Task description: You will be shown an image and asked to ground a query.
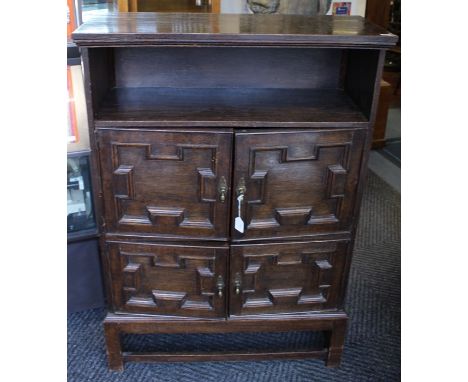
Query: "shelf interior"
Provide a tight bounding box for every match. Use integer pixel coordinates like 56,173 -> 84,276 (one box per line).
95,87 -> 367,126
87,47 -> 380,127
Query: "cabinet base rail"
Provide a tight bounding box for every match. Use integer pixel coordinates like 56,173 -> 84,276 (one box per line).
104,312 -> 347,371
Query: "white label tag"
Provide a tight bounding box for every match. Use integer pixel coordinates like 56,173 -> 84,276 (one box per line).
235,216 -> 244,233
235,194 -> 245,233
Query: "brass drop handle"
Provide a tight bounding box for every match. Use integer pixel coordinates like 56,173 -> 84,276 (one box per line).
218,176 -> 227,203
234,273 -> 242,295
237,177 -> 246,197
216,275 -> 225,298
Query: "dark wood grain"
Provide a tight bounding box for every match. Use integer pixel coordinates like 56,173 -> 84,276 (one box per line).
85,48 -> 115,115
105,310 -> 348,329
230,239 -> 350,315
85,45 -> 374,128
372,80 -> 392,149
72,13 -> 398,48
103,311 -> 347,370
77,12 -> 396,371
104,324 -> 124,371
324,319 -> 347,367
80,48 -> 116,312
113,47 -> 343,89
345,49 -> 381,119
95,87 -> 368,127
122,349 -> 328,363
338,49 -> 387,312
365,0 -> 392,29
107,241 -> 228,318
97,128 -> 232,238
136,0 -> 212,13
102,229 -> 352,245
231,129 -> 366,240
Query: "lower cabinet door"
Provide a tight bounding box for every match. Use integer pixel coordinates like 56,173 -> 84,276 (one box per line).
230,240 -> 350,315
107,241 -> 228,318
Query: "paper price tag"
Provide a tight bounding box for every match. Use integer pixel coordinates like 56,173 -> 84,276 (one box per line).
235,216 -> 244,233
235,194 -> 245,233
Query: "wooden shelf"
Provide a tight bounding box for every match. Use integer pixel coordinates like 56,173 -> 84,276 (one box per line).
95,87 -> 368,128
73,13 -> 398,48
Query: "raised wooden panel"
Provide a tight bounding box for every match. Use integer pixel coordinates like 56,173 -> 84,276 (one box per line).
98,129 -> 232,238
108,242 -> 228,317
230,240 -> 349,315
232,129 -> 366,239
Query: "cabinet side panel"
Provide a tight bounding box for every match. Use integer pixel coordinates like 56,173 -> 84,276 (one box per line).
339,49 -> 387,307
344,49 -> 380,120
81,48 -> 114,309
86,48 -> 115,114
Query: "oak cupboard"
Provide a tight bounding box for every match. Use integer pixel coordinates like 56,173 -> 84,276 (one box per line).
73,13 -> 397,371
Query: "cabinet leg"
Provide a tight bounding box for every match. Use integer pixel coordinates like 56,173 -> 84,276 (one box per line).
104,323 -> 124,371
325,320 -> 346,367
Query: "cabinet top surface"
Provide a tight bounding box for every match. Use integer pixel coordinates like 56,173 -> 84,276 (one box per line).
72,13 -> 397,48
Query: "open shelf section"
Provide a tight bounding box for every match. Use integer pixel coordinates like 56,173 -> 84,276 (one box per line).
83,42 -> 383,129
94,87 -> 368,128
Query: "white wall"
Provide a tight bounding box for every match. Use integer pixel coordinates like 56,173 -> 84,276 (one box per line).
221,0 -> 249,13
354,0 -> 367,16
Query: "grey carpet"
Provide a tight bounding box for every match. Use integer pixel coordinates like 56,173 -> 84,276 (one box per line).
378,138 -> 401,168
67,170 -> 401,381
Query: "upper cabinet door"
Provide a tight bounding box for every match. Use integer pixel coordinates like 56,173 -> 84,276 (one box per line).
98,129 -> 232,239
232,129 -> 366,240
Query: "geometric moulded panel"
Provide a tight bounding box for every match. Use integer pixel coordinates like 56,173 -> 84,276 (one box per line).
230,240 -> 349,315
233,129 -> 365,239
98,129 -> 232,238
109,242 -> 228,318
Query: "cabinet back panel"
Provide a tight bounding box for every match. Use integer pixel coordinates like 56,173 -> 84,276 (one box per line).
113,47 -> 342,89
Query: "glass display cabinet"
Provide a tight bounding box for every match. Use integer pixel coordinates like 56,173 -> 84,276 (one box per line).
67,153 -> 96,235
67,13 -> 105,311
